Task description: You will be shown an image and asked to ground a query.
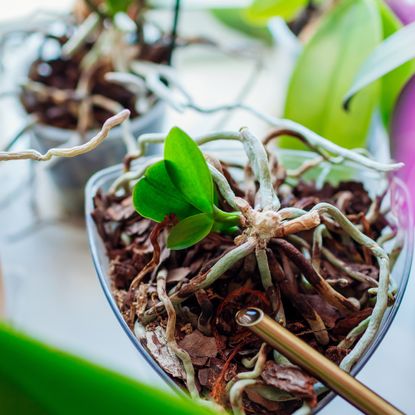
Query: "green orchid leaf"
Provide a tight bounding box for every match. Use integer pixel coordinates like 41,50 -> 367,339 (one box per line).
167,213 -> 213,250
0,324 -> 217,415
376,1 -> 415,126
344,17 -> 415,115
106,0 -> 133,16
133,160 -> 198,223
210,8 -> 273,44
281,0 -> 382,150
164,127 -> 214,214
247,0 -> 308,22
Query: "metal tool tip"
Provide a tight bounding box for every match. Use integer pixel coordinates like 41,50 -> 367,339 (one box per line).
235,307 -> 263,326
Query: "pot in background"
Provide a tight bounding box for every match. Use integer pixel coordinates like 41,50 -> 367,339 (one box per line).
85,148 -> 414,412
31,100 -> 165,216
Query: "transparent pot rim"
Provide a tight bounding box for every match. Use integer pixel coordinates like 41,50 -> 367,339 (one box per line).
85,148 -> 414,411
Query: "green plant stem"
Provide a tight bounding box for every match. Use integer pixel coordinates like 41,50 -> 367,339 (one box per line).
213,206 -> 241,225
168,0 -> 181,64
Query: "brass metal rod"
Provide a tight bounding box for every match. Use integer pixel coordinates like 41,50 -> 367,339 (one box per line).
235,307 -> 403,415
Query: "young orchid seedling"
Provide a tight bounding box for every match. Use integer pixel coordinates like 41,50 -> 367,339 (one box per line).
133,127 -> 241,250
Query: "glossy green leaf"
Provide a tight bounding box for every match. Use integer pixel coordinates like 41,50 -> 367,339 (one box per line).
210,8 -> 273,44
344,18 -> 415,116
165,127 -> 214,214
133,160 -> 198,223
281,0 -> 382,150
247,0 -> 308,22
106,0 -> 133,16
0,323 -> 217,415
376,1 -> 415,126
167,213 -> 213,250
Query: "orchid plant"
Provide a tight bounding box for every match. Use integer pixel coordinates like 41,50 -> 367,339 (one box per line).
0,0 -> 179,150
112,108 -> 404,413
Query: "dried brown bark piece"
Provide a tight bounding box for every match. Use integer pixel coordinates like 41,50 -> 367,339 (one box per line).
332,308 -> 373,336
198,357 -> 237,389
325,346 -> 351,365
261,361 -> 316,402
140,326 -> 186,380
178,330 -> 218,363
106,196 -> 136,221
303,294 -> 341,328
245,386 -> 284,411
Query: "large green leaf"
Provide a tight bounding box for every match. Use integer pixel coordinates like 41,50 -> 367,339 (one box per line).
247,0 -> 308,22
344,20 -> 415,115
164,127 -> 214,214
210,8 -> 273,44
133,160 -> 198,223
281,0 -> 382,150
376,1 -> 415,127
0,323 -> 217,415
167,213 -> 214,250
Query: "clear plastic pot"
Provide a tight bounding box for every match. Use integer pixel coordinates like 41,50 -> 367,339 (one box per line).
85,148 -> 414,411
31,100 -> 165,215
